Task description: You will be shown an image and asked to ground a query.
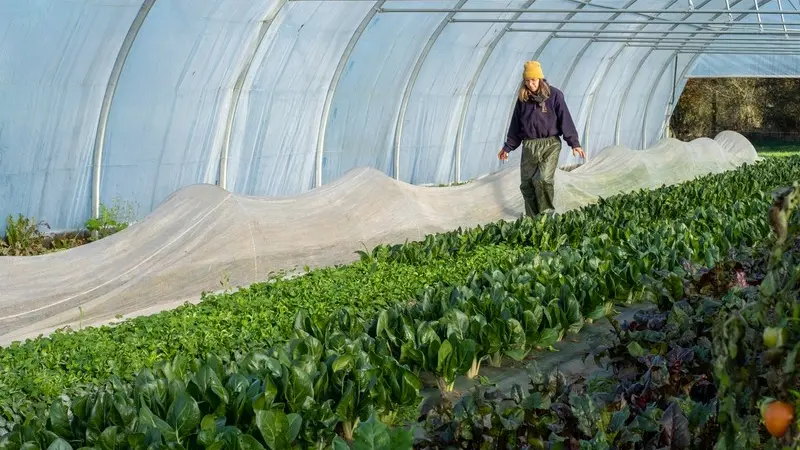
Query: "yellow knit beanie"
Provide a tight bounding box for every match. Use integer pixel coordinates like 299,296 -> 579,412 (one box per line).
523,60 -> 544,80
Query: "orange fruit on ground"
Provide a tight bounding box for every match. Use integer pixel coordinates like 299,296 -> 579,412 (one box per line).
763,400 -> 795,438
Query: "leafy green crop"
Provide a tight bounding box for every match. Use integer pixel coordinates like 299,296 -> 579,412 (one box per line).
1,157 -> 799,446
0,319 -> 420,449
357,191 -> 782,397
416,184 -> 800,449
0,245 -> 517,421
365,158 -> 799,266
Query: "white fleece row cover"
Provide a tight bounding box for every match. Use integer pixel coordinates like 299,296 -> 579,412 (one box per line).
0,130 -> 758,346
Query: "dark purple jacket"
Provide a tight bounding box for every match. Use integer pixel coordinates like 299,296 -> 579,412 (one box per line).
502,84 -> 581,152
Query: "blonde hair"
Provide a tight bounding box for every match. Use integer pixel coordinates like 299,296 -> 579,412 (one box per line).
518,79 -> 551,102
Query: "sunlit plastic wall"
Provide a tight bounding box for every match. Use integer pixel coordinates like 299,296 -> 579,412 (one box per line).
0,0 -> 142,234
690,54 -> 800,77
1,0 -> 798,234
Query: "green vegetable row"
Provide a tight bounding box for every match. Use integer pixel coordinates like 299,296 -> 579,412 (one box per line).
364,189 -> 776,393
0,157 -> 797,413
418,189 -> 800,450
1,158 -> 798,448
0,246 -> 521,419
3,159 -> 796,418
0,322 -> 419,449
364,159 -> 798,265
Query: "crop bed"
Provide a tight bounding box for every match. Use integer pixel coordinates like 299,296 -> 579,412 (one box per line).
416,184 -> 800,449
1,157 -> 799,449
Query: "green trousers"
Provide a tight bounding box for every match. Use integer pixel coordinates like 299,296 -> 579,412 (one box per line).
519,136 -> 561,217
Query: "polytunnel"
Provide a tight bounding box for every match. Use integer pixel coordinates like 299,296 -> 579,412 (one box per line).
1,0 -> 799,342
1,0 -> 799,233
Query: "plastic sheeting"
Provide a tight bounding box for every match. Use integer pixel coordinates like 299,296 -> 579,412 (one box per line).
688,1 -> 800,78
0,131 -> 758,345
321,1 -> 458,185
397,1 -> 522,185
0,0 -> 798,235
690,53 -> 800,77
0,0 -> 141,233
227,0 -> 374,196
101,0 -> 276,217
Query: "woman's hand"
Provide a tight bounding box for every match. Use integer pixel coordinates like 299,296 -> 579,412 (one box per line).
572,147 -> 585,159
498,149 -> 509,161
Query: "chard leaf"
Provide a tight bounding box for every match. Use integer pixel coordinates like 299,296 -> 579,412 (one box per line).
256,410 -> 288,450
352,414 -> 391,450
46,439 -> 73,450
237,434 -> 266,450
166,392 -> 201,439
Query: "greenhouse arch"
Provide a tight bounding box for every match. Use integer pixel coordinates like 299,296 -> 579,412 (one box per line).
5,3 -> 800,446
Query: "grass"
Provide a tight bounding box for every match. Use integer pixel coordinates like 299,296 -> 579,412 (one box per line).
752,139 -> 800,158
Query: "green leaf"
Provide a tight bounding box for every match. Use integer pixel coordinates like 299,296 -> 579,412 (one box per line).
582,430 -> 611,450
498,407 -> 525,431
206,354 -> 227,381
388,427 -> 413,449
352,414 -> 391,450
627,341 -> 647,358
256,410 -> 289,450
240,351 -> 282,378
504,319 -> 528,359
46,439 -> 73,450
257,377 -> 279,411
399,341 -> 424,367
784,341 -> 799,375
759,272 -> 777,297
332,354 -> 354,373
436,339 -> 454,373
47,401 -> 72,439
332,436 -> 351,450
137,404 -> 177,443
86,391 -> 109,444
586,302 -> 614,320
638,330 -> 666,343
159,354 -> 188,383
198,414 -> 221,447
535,326 -> 561,348
97,426 -> 118,450
191,364 -> 229,406
126,431 -> 148,449
286,366 -> 314,412
521,392 -> 551,411
111,393 -> 136,429
335,381 -> 357,421
226,373 -> 251,395
166,392 -> 201,439
668,305 -> 691,331
570,394 -> 599,437
417,322 -> 440,346
376,310 -> 396,344
687,401 -> 715,429
608,407 -> 630,433
286,414 -> 302,443
236,434 -> 266,450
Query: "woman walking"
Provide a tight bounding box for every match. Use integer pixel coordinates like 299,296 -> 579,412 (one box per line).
498,60 -> 584,217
